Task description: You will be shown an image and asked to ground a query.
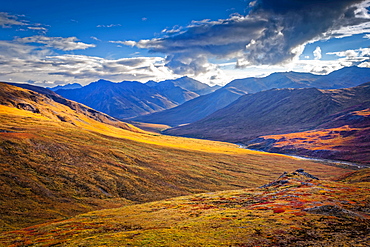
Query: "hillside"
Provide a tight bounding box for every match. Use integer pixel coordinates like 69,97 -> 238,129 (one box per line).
246,107 -> 370,164
1,169 -> 368,246
0,82 -> 346,231
56,79 -> 178,119
165,82 -> 370,162
133,87 -> 246,126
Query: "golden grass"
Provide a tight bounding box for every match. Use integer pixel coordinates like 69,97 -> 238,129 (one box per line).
0,83 -> 352,232
1,171 -> 369,246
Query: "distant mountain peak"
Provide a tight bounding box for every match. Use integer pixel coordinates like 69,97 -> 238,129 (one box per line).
49,83 -> 82,91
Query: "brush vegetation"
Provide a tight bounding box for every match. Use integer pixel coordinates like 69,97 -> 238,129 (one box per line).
1,169 -> 369,246
0,83 -> 350,232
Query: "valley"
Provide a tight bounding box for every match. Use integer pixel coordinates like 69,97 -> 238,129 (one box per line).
0,82 -> 348,234
1,67 -> 370,246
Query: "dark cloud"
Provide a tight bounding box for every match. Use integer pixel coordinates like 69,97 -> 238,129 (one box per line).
127,0 -> 370,74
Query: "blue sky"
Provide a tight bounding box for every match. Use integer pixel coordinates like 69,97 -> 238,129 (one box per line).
1,0 -> 370,86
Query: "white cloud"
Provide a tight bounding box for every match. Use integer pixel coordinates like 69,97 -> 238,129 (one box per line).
97,24 -> 122,28
0,12 -> 26,28
313,47 -> 322,60
0,12 -> 48,33
15,36 -> 95,51
364,33 -> 370,39
122,0 -> 370,77
109,40 -> 137,47
90,36 -> 101,41
0,39 -> 177,86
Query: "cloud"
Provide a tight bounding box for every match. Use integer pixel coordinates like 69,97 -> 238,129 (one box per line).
0,12 -> 48,33
0,12 -> 26,28
15,36 -> 96,51
0,39 -> 177,86
109,40 -> 137,47
123,0 -> 370,76
364,33 -> 370,38
313,46 -> 322,60
90,36 -> 101,41
97,24 -> 122,28
327,47 -> 370,64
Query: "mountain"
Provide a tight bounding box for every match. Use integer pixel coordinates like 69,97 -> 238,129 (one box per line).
133,87 -> 246,126
225,66 -> 370,93
48,83 -> 82,91
165,82 -> 370,149
2,168 -> 368,246
147,76 -> 220,95
311,66 -> 370,89
1,82 -> 338,231
134,66 -> 370,127
245,106 -> 370,164
225,71 -> 320,93
145,76 -> 220,105
55,79 -> 179,119
6,82 -> 135,130
145,79 -> 199,105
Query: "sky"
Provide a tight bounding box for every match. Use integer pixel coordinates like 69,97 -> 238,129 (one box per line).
1,0 -> 370,87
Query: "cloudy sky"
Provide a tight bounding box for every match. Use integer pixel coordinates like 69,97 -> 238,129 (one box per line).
1,0 -> 370,86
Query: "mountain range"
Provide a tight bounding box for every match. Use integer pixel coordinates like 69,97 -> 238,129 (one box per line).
165,82 -> 370,163
55,77 -> 217,119
134,66 -> 370,127
48,83 -> 82,91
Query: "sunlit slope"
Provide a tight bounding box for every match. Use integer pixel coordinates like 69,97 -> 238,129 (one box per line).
0,83 -> 349,231
246,108 -> 370,164
1,169 -> 369,246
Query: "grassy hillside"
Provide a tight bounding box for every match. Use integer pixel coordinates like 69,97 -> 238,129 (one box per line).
1,169 -> 368,246
0,83 -> 349,232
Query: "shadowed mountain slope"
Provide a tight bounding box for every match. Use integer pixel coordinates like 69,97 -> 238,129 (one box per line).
56,79 -> 178,119
48,83 -> 82,91
147,76 -> 220,95
132,87 -> 246,126
134,67 -> 370,127
1,82 -> 344,231
165,82 -> 370,146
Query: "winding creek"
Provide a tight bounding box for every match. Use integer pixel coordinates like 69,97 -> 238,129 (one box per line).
238,145 -> 369,170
